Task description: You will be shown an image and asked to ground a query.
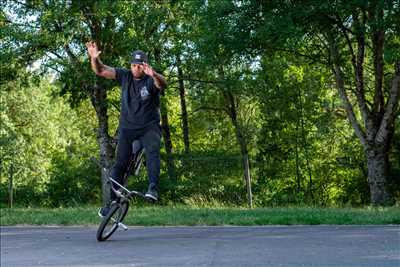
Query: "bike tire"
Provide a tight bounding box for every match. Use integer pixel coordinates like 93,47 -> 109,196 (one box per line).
96,201 -> 129,242
118,201 -> 129,224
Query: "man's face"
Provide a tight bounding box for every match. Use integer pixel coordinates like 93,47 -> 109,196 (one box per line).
131,63 -> 144,78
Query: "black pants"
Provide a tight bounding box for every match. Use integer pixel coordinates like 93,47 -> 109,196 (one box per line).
110,124 -> 161,200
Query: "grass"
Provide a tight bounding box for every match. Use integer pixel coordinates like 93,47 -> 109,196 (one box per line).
1,205 -> 400,226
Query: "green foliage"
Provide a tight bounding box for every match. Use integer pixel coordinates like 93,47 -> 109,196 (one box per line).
252,54 -> 371,206
2,0 -> 399,208
0,76 -> 99,207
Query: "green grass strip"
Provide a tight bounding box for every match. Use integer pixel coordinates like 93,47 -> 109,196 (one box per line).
1,206 -> 399,226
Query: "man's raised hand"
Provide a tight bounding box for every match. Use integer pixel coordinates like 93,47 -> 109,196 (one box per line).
86,41 -> 101,59
143,63 -> 155,77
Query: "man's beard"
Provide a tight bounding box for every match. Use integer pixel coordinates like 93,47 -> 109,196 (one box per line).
133,71 -> 144,79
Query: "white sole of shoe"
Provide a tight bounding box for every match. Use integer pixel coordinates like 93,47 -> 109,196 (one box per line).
145,193 -> 158,201
97,209 -> 104,218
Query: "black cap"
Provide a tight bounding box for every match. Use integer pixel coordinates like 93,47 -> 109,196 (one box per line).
130,50 -> 148,64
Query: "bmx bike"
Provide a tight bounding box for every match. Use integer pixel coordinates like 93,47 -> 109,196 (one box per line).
96,139 -> 152,242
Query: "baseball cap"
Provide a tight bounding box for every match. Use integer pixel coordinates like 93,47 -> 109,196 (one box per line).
130,50 -> 148,64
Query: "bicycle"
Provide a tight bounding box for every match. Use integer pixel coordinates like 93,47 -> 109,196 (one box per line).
96,139 -> 152,242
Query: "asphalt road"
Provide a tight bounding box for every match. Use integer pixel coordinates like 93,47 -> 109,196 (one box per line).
1,225 -> 399,267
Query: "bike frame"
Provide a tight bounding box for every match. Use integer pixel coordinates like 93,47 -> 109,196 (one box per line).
108,176 -> 145,201
107,139 -> 146,202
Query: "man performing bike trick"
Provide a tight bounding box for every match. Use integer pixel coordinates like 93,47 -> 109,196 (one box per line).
86,41 -> 167,216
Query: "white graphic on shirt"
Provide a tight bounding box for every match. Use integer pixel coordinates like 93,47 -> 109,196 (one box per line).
140,86 -> 149,99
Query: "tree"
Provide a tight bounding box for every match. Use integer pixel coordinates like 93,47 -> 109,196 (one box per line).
222,0 -> 400,205
3,0 -> 180,204
0,75 -> 99,207
176,0 -> 262,207
300,0 -> 400,204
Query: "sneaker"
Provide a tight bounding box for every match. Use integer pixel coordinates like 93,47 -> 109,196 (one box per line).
98,206 -> 111,217
97,200 -> 115,217
145,183 -> 158,201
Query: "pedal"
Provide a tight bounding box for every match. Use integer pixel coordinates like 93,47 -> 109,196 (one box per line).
118,222 -> 128,231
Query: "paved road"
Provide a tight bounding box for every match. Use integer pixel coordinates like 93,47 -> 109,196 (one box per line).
1,225 -> 399,267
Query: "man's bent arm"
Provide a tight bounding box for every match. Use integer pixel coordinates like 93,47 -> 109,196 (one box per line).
90,56 -> 116,80
152,71 -> 167,90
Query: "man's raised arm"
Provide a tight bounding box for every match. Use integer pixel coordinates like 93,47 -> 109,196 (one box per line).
86,41 -> 116,80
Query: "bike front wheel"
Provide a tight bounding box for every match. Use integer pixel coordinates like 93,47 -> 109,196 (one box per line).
96,201 -> 129,242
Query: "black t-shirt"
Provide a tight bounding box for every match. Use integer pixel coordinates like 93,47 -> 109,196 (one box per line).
115,68 -> 161,130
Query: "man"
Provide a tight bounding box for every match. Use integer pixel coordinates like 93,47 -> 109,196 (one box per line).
86,41 -> 167,215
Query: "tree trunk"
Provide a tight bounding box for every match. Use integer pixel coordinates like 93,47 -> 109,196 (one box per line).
243,153 -> 253,209
328,29 -> 400,205
295,127 -> 301,194
365,146 -> 390,204
177,56 -> 190,153
223,90 -> 253,208
153,48 -> 176,181
90,84 -> 115,206
233,121 -> 253,208
235,126 -> 253,209
296,82 -> 312,199
160,99 -> 176,181
217,65 -> 253,208
8,163 -> 14,208
82,9 -> 116,206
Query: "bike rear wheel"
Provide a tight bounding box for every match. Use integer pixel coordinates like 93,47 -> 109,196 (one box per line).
96,201 -> 129,242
